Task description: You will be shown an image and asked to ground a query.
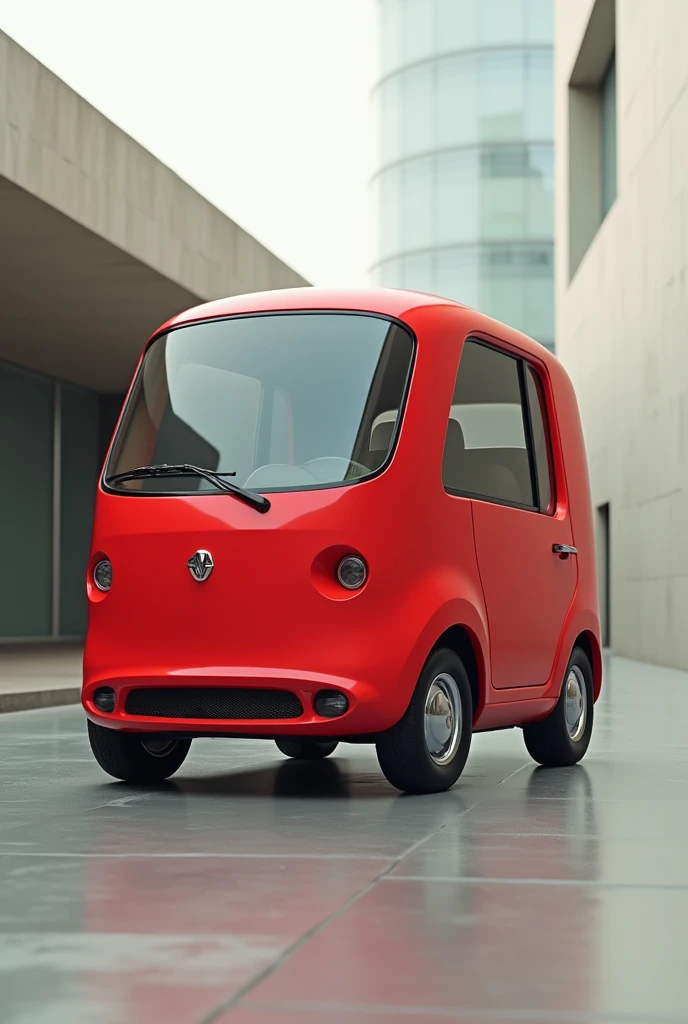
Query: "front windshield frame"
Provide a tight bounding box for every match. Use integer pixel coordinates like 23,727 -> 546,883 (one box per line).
101,309 -> 417,498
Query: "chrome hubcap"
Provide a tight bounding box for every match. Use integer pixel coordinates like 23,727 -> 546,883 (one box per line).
424,673 -> 462,766
564,666 -> 587,742
141,738 -> 177,758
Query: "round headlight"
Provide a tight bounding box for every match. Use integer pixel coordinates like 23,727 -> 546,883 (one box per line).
93,559 -> 112,592
336,555 -> 367,591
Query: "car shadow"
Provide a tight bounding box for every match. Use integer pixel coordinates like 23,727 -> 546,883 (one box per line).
99,754 -> 482,815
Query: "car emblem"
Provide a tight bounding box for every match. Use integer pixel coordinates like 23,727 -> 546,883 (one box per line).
187,550 -> 214,582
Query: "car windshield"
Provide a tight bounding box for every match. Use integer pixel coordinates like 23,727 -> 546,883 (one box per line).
105,312 -> 415,494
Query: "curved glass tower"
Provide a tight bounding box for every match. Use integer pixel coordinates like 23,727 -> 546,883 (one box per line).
372,0 -> 554,350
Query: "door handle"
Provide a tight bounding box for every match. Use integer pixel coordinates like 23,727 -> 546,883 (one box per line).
553,544 -> 577,558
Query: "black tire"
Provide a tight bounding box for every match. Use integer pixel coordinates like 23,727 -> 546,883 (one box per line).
87,721 -> 191,783
523,646 -> 594,767
376,648 -> 473,794
275,737 -> 339,759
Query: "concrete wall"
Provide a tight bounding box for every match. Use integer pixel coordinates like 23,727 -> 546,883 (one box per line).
555,0 -> 688,666
0,30 -> 308,300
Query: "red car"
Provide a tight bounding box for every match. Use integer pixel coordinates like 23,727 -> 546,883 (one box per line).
83,288 -> 601,794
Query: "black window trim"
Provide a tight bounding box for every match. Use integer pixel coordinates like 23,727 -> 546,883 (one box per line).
100,309 -> 417,499
524,361 -> 557,515
518,358 -> 541,511
442,335 -> 554,515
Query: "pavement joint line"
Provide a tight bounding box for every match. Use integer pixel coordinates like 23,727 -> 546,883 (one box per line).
195,856 -> 401,1024
239,1001 -> 688,1022
196,761 -> 538,1023
197,813 -> 476,1022
0,851 -> 394,860
384,875 -> 688,890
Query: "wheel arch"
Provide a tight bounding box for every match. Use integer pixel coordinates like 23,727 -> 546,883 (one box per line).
430,624 -> 485,722
573,629 -> 603,701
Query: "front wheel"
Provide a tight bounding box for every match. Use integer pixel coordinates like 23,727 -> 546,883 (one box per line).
275,738 -> 339,760
523,646 -> 594,767
376,648 -> 473,794
87,721 -> 191,783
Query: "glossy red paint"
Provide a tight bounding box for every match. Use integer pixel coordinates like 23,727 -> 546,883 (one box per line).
82,287 -> 601,739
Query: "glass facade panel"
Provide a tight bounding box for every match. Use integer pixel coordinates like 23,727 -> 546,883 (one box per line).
478,0 -> 525,49
59,385 -> 100,637
382,0 -> 554,62
378,143 -> 552,258
374,0 -> 554,350
435,0 -> 478,52
401,252 -> 435,293
380,165 -> 402,258
523,249 -> 554,346
401,63 -> 434,157
480,169 -> 526,239
383,48 -> 553,163
401,157 -> 434,251
379,258 -> 404,287
0,364 -> 53,638
380,0 -> 402,74
525,0 -> 554,43
400,0 -> 435,65
524,50 -> 554,138
478,50 -> 527,142
380,76 -> 403,165
436,55 -> 477,150
435,150 -> 479,246
524,144 -> 554,236
434,248 -> 480,308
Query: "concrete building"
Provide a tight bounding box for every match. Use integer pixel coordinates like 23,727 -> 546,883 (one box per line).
372,0 -> 555,350
555,0 -> 688,666
0,30 -> 308,644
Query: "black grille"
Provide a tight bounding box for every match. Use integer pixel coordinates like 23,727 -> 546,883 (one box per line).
124,687 -> 303,720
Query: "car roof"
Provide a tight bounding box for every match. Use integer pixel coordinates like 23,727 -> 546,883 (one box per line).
158,287 -> 463,333
154,286 -> 555,367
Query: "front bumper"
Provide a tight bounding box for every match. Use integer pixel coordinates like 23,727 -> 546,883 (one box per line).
81,667 -> 400,737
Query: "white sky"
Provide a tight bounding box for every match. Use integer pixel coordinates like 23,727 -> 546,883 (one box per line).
0,0 -> 379,286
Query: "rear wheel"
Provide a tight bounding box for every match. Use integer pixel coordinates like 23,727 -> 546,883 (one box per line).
376,648 -> 472,794
275,738 -> 339,760
87,721 -> 191,783
523,646 -> 594,766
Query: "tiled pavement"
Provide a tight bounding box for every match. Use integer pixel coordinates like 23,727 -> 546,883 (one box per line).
1,654 -> 687,1023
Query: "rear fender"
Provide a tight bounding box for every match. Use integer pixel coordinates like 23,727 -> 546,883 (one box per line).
541,602 -> 603,707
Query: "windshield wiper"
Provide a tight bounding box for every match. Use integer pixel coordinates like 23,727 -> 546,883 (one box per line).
105,463 -> 270,513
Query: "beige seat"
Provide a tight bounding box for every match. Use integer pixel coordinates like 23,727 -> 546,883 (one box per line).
443,417 -> 526,504
442,418 -> 470,491
370,419 -> 394,452
472,461 -> 524,505
368,419 -> 395,472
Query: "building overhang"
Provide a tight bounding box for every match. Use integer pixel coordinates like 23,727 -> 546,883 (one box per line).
0,30 -> 308,393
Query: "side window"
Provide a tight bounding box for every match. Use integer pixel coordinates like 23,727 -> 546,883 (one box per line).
525,365 -> 554,513
442,340 -> 535,508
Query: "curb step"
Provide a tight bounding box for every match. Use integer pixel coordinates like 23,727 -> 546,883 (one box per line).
0,688 -> 81,714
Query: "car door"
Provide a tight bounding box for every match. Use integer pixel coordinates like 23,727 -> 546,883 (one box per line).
445,339 -> 577,690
